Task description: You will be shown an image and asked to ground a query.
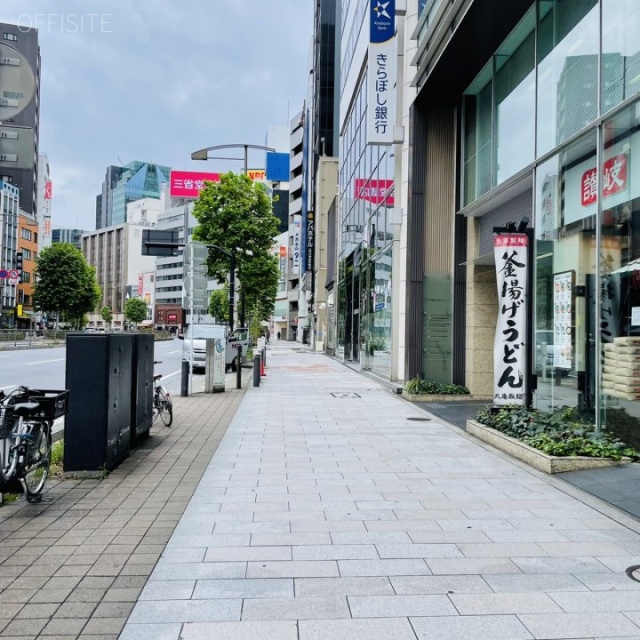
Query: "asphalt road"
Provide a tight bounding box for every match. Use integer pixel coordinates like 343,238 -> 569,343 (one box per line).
0,337 -> 247,397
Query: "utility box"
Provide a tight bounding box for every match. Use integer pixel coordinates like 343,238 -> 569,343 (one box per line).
132,333 -> 154,445
204,338 -> 225,393
64,333 -> 133,472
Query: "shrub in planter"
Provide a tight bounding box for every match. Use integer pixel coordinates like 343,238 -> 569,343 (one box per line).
405,377 -> 470,395
475,405 -> 639,460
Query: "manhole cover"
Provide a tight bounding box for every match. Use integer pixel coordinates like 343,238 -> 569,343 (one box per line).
407,417 -> 431,421
626,565 -> 640,582
331,392 -> 361,398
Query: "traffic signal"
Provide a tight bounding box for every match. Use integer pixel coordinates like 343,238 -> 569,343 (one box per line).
15,252 -> 23,282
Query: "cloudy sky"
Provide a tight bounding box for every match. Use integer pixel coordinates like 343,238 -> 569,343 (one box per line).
0,1 -> 314,230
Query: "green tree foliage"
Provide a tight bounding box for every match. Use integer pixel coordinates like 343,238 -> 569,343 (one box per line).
124,297 -> 148,326
192,172 -> 280,322
208,286 -> 229,324
33,243 -> 101,328
101,306 -> 113,326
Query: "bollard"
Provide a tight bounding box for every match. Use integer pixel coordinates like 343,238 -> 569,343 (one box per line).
236,346 -> 242,389
253,353 -> 261,387
181,360 -> 190,397
260,347 -> 266,377
263,344 -> 266,367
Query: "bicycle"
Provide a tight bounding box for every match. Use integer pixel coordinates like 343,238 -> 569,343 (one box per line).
0,386 -> 69,503
153,362 -> 173,427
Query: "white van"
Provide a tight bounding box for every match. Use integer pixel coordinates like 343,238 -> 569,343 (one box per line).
181,325 -> 251,372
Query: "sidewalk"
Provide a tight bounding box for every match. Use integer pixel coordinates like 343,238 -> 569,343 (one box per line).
2,344 -> 640,639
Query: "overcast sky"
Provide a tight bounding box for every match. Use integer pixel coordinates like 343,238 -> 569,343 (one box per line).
0,1 -> 314,230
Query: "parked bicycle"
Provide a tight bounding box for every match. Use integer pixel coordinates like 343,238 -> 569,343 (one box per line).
153,362 -> 173,427
0,386 -> 69,503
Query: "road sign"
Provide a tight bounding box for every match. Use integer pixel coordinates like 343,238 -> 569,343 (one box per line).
8,278 -> 18,285
8,269 -> 18,279
0,269 -> 7,278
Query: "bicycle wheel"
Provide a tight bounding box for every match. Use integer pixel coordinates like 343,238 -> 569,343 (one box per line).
22,422 -> 52,503
157,388 -> 173,427
0,437 -> 14,483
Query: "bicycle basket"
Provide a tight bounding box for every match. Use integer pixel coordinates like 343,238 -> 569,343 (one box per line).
0,405 -> 17,439
10,389 -> 70,421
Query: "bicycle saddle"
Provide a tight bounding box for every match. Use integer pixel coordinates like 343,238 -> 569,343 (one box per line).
12,402 -> 40,417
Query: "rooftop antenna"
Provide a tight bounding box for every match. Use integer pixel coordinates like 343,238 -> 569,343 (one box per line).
117,156 -> 123,165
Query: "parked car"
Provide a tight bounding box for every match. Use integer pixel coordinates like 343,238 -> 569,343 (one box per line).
180,325 -> 251,372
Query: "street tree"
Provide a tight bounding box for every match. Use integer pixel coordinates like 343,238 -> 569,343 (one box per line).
33,243 -> 101,328
101,306 -> 113,328
208,286 -> 229,325
124,297 -> 148,328
192,172 -> 280,324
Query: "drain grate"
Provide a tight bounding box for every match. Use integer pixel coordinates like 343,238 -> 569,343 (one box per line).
424,403 -> 447,409
331,392 -> 361,398
626,565 -> 640,582
407,417 -> 431,422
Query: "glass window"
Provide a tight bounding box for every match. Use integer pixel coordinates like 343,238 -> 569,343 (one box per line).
602,0 -> 640,114
534,132 -> 597,415
536,0 -> 599,156
599,102 -> 640,447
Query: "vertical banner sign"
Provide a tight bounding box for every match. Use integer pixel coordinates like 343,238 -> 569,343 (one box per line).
367,0 -> 396,145
292,215 -> 301,276
493,233 -> 528,405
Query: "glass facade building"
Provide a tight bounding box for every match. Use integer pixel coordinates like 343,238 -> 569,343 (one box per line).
419,0 -> 640,441
337,56 -> 396,377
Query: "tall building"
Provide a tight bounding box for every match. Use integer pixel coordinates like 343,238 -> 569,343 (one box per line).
0,23 -> 41,218
36,154 -> 52,250
95,161 -> 170,229
15,211 -> 38,328
0,181 -> 20,326
52,228 -> 84,249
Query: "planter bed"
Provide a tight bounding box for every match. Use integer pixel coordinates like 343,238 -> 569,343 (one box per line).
466,419 -> 633,474
403,391 -> 491,403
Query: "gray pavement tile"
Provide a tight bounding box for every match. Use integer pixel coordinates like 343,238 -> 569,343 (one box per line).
158,548 -> 206,563
151,561 -> 247,580
27,587 -> 73,604
101,587 -> 143,602
251,533 -> 332,546
549,591 -> 640,612
426,557 -> 521,575
518,612 -> 640,638
14,602 -> 59,619
247,560 -> 339,579
128,598 -> 242,623
138,580 -> 195,600
375,543 -> 462,559
331,532 -> 412,545
483,573 -> 590,592
92,601 -> 135,618
295,577 -> 394,597
349,594 -> 456,617
204,546 -> 292,562
119,623 -> 182,640
484,530 -> 569,543
292,545 -> 379,561
298,617 -> 418,640
192,578 -> 293,599
54,602 -> 97,618
167,534 -> 251,548
291,521 -> 367,533
456,542 -> 545,557
1,617 -> 48,636
65,588 -> 107,603
41,617 -> 87,635
409,614 -> 532,640
180,621 -> 298,640
80,616 -> 127,635
512,557 -> 613,574
537,541 -> 628,556
242,595 -> 350,620
575,573 -> 640,591
390,575 -> 493,594
0,603 -> 24,619
337,559 -> 431,577
450,592 -> 563,614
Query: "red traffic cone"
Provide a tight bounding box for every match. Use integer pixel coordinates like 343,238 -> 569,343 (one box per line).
260,350 -> 266,377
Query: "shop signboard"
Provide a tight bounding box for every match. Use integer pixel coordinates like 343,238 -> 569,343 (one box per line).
493,233 -> 528,406
292,215 -> 301,275
553,271 -> 574,369
367,0 -> 396,145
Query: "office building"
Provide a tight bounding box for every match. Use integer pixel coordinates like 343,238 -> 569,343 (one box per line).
95,161 -> 170,229
0,181 -> 20,326
52,228 -> 84,249
0,22 -> 41,218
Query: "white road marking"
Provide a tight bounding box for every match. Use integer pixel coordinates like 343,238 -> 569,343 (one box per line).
26,358 -> 65,365
168,349 -> 182,355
